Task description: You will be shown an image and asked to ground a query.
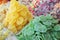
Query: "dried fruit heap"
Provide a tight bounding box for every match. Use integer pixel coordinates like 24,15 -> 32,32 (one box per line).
3,0 -> 33,34
16,14 -> 60,40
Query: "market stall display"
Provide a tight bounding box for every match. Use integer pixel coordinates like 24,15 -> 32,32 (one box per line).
0,0 -> 60,40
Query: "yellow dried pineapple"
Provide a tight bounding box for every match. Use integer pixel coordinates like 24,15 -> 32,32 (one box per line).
3,0 -> 33,34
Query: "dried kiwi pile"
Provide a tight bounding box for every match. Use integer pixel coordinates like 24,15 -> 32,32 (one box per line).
16,14 -> 60,40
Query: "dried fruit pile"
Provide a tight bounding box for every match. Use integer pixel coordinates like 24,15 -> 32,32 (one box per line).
3,0 -> 33,34
29,0 -> 60,16
19,0 -> 60,16
16,14 -> 60,40
0,0 -> 33,40
0,0 -> 60,40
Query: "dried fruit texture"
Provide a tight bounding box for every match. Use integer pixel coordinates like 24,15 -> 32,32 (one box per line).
3,0 -> 33,34
51,2 -> 60,21
31,0 -> 58,16
18,0 -> 60,16
20,0 -> 60,16
16,14 -> 60,40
